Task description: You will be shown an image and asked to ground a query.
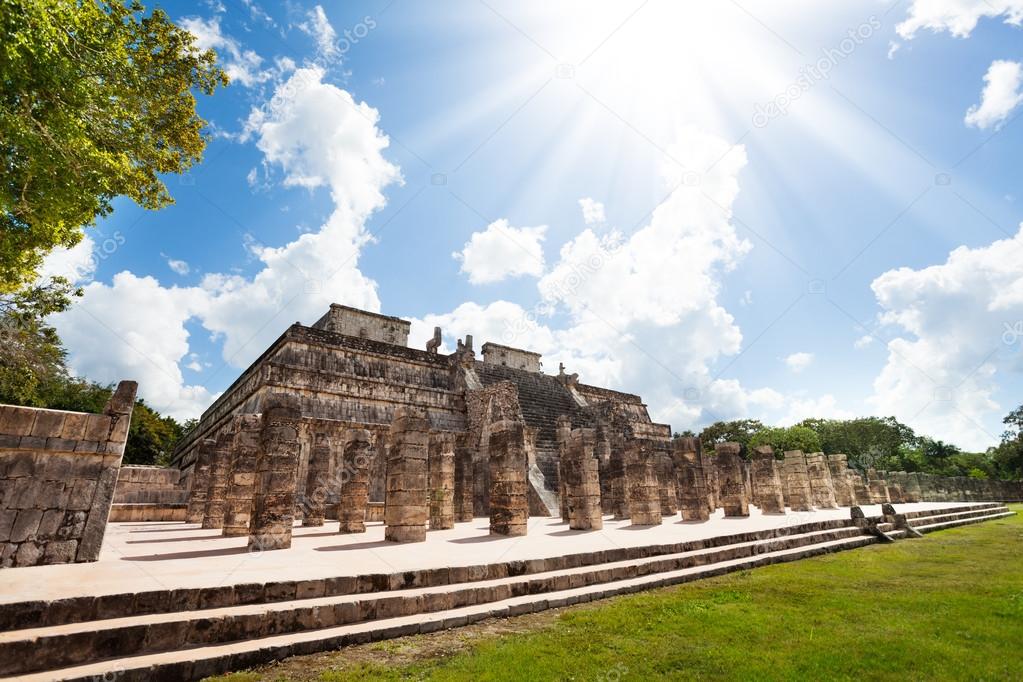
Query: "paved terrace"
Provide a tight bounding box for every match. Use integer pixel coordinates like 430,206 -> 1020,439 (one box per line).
0,502 -> 972,604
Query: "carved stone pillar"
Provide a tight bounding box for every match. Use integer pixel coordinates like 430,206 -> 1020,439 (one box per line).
302,432 -> 332,527
673,437 -> 709,522
625,439 -> 662,526
248,396 -> 302,551
429,432 -> 455,530
656,452 -> 677,516
608,440 -> 629,520
223,414 -> 261,537
564,427 -> 604,530
556,416 -> 571,522
715,443 -> 750,517
488,419 -> 528,536
750,445 -> 785,514
384,407 -> 430,543
453,436 -> 474,522
826,454 -> 855,507
338,428 -> 372,533
805,452 -> 838,509
186,438 -> 216,524
783,450 -> 813,512
202,429 -> 234,529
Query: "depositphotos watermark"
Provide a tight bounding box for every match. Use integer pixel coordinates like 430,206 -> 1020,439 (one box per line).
753,16 -> 881,128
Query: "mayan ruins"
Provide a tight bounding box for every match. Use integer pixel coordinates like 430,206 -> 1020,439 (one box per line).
1,304 -> 1021,680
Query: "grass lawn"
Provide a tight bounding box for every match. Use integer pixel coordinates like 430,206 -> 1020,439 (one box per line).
212,505 -> 1023,681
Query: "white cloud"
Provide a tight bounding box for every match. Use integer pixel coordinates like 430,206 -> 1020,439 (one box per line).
897,0 -> 1023,39
179,16 -> 270,87
38,234 -> 97,285
867,225 -> 1023,450
299,6 -> 339,61
166,258 -> 190,276
453,220 -> 547,284
52,69 -> 400,419
51,273 -> 217,419
854,334 -> 874,349
739,290 -> 753,306
784,352 -> 814,372
965,60 -> 1023,129
781,394 -> 853,425
578,197 -> 606,225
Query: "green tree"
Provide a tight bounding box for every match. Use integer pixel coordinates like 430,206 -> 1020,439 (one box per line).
699,419 -> 764,455
798,416 -> 917,471
992,404 -> 1023,479
748,425 -> 821,457
0,277 -> 77,404
0,0 -> 226,292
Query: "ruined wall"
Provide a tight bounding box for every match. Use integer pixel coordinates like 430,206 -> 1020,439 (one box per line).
481,343 -> 542,373
0,381 -> 137,567
113,466 -> 187,504
311,304 -> 411,346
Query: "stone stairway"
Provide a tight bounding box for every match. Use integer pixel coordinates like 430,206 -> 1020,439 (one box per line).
0,503 -> 1013,682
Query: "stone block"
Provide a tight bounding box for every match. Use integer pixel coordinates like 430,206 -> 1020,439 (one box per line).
11,509 -> 42,543
43,539 -> 78,563
30,410 -> 66,438
60,413 -> 89,440
14,540 -> 42,566
0,406 -> 36,437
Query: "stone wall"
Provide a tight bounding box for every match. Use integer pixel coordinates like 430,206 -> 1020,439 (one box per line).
0,381 -> 137,567
113,466 -> 187,504
311,304 -> 411,346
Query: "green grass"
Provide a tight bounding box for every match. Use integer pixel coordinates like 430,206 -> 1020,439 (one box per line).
212,505 -> 1023,681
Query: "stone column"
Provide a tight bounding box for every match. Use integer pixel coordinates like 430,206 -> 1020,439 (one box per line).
429,432 -> 455,530
657,452 -> 677,516
826,454 -> 855,507
783,450 -> 813,511
673,437 -> 710,522
904,472 -> 924,503
202,429 -> 234,529
608,441 -> 629,520
715,443 -> 750,517
563,428 -> 604,530
302,432 -> 332,527
247,395 -> 302,551
625,439 -> 662,526
556,416 -> 571,523
185,438 -> 216,524
805,452 -> 838,510
750,445 -> 785,514
223,414 -> 261,537
453,436 -> 474,522
851,471 -> 870,505
384,407 -> 430,543
706,460 -> 720,512
338,428 -> 372,533
866,468 -> 891,504
488,419 -> 528,536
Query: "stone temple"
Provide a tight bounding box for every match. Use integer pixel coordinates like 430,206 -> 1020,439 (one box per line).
170,304 -> 676,531
0,303 -> 1020,680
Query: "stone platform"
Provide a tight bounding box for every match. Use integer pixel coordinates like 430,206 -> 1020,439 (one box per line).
0,502 -> 969,605
0,502 -> 1013,681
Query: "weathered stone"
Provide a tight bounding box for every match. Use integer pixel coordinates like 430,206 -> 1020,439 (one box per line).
805,452 -> 838,510
866,468 -> 891,504
826,454 -> 856,507
715,443 -> 749,517
186,438 -> 216,524
561,427 -> 603,530
453,436 -> 474,523
750,445 -> 785,514
673,437 -> 710,521
783,450 -> 813,512
385,407 -> 430,543
429,433 -> 456,530
302,432 -> 332,527
338,429 -> 372,534
488,420 -> 528,536
248,396 -> 302,552
625,440 -> 661,526
223,415 -> 260,537
608,438 -> 629,520
656,452 -> 677,516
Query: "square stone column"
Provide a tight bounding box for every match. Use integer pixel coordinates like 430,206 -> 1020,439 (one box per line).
384,407 -> 430,543
247,396 -> 302,552
904,472 -> 924,503
750,445 -> 785,514
338,428 -> 372,534
453,436 -> 474,522
826,454 -> 855,507
715,443 -> 750,517
706,461 -> 720,512
223,414 -> 261,537
608,439 -> 629,520
625,439 -> 662,526
783,450 -> 814,511
488,419 -> 528,536
556,416 -> 571,523
186,438 -> 216,524
202,429 -> 234,529
866,468 -> 891,504
302,432 -> 332,527
805,452 -> 838,509
429,432 -> 456,530
563,428 -> 604,530
656,452 -> 677,516
673,437 -> 709,522
851,471 -> 870,505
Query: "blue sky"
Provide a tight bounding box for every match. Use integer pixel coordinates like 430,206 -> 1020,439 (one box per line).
43,0 -> 1023,450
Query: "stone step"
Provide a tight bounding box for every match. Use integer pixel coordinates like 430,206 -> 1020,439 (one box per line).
913,510 -> 1014,534
5,533 -> 880,682
901,502 -> 1002,521
906,506 -> 1011,528
0,516 -> 859,631
0,525 -> 866,676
